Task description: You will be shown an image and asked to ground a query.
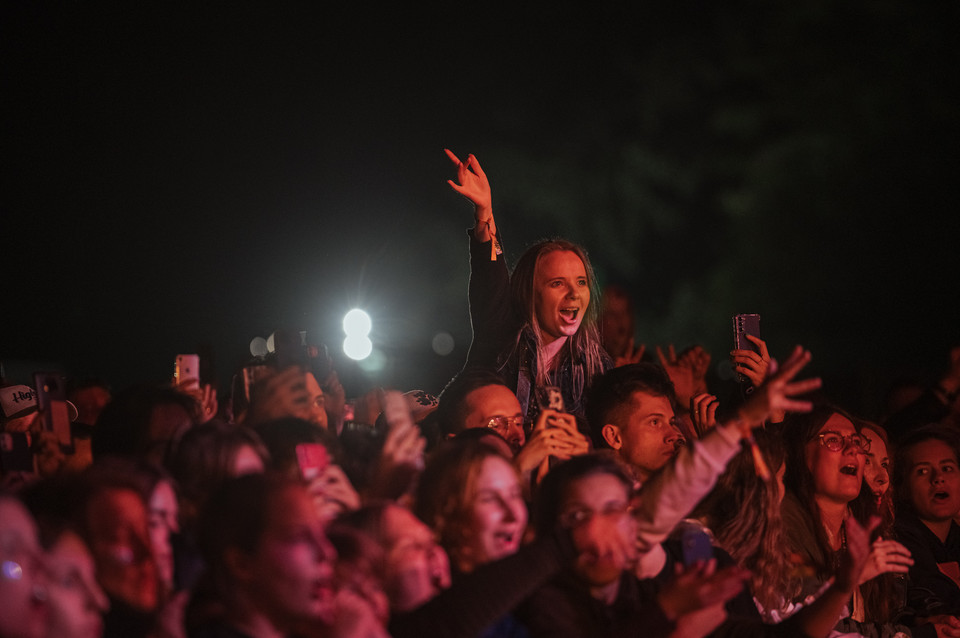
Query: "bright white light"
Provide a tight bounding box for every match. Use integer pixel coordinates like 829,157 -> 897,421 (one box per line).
343,335 -> 373,360
343,309 -> 372,337
432,332 -> 455,356
266,332 -> 276,353
249,337 -> 269,357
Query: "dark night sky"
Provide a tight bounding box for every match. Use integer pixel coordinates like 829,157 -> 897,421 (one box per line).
4,4 -> 959,416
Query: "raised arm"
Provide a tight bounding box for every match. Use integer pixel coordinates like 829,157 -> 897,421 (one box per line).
633,347 -> 821,553
446,149 -> 514,368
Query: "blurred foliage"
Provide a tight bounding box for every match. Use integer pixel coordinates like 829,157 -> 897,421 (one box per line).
481,1 -> 960,415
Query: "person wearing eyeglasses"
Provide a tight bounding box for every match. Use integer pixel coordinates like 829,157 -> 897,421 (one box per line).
779,405 -> 941,636
435,368 -> 590,488
518,453 -> 754,638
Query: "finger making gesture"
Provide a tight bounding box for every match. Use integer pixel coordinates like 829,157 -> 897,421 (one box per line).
445,149 -> 496,243
733,345 -> 821,433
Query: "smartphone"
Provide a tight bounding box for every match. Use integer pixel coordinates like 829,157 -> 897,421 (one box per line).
679,523 -> 714,566
0,432 -> 34,473
733,314 -> 762,384
33,372 -> 74,454
175,354 -> 200,390
295,443 -> 330,481
537,386 -> 565,413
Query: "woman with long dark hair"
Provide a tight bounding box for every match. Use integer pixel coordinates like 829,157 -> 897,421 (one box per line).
780,405 -> 921,635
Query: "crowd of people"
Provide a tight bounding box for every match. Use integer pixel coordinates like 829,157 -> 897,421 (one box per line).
2,151 -> 960,638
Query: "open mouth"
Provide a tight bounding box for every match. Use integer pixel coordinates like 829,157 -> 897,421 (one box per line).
494,530 -> 518,547
933,491 -> 951,503
310,578 -> 334,603
560,307 -> 580,322
839,465 -> 858,476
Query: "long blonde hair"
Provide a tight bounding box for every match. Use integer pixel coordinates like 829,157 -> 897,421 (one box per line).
508,239 -> 607,399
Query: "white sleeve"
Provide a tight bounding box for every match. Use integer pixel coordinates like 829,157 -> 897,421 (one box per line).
634,422 -> 743,551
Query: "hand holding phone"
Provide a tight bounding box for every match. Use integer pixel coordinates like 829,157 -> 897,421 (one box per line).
34,372 -> 74,454
678,522 -> 714,566
732,314 -> 762,385
295,443 -> 330,481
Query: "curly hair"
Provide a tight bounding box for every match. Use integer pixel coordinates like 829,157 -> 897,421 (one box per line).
693,429 -> 795,610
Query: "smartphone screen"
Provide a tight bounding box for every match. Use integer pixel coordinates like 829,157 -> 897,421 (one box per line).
679,524 -> 714,566
295,443 -> 329,481
537,386 -> 565,413
175,354 -> 200,390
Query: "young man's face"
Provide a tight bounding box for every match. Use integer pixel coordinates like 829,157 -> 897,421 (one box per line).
462,384 -> 526,452
603,391 -> 682,482
558,472 -> 636,589
905,439 -> 960,523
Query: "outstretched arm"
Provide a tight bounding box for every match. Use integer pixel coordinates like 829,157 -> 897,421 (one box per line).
633,347 -> 821,554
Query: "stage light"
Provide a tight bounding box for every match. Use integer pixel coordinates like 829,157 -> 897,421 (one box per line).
343,335 -> 373,361
342,309 -> 373,360
342,309 -> 372,337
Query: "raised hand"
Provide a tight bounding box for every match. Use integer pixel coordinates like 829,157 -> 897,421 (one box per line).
445,149 -> 496,242
730,334 -> 771,388
307,464 -> 361,523
657,559 -> 747,621
679,345 -> 711,392
835,515 -> 880,592
734,346 -> 821,431
322,370 -> 347,432
379,391 -> 426,472
857,536 -> 914,585
613,337 -> 646,368
690,393 -> 719,435
514,409 -> 590,483
657,344 -> 697,410
173,379 -> 218,423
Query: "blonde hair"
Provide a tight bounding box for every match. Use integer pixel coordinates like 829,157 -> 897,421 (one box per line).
508,239 -> 607,400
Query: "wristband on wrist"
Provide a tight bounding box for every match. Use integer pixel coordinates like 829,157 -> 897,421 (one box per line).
479,219 -> 502,261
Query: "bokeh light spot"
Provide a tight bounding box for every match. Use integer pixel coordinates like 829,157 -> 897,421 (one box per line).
432,332 -> 455,356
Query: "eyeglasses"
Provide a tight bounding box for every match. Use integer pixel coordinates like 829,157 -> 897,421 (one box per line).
486,416 -> 524,436
814,431 -> 871,453
559,501 -> 633,529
